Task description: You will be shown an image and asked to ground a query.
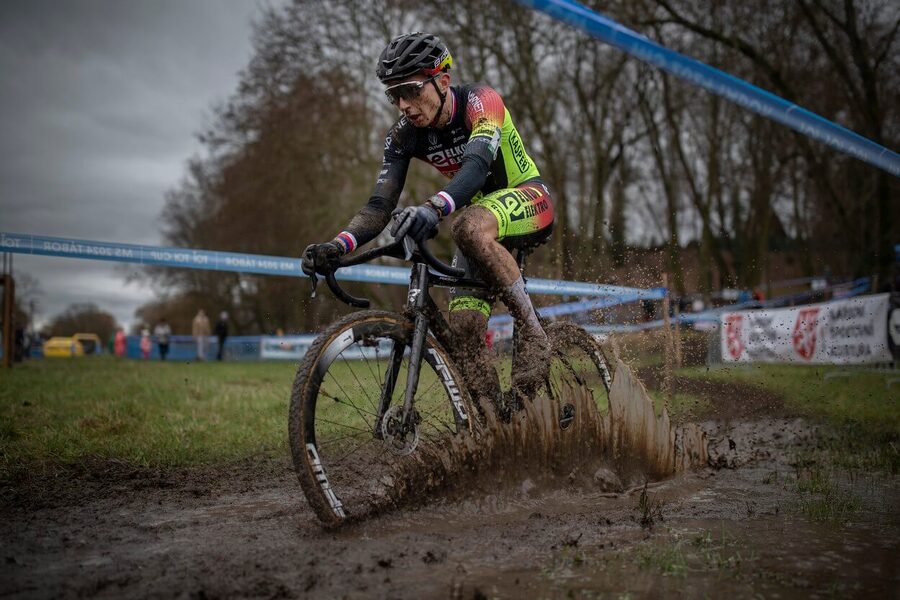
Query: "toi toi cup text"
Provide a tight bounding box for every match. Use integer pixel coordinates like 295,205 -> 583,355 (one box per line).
148,250 -> 208,264
1,234 -> 24,249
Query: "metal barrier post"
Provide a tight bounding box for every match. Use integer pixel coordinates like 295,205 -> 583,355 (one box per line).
2,262 -> 13,368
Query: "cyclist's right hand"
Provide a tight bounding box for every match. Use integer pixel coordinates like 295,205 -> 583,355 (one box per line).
301,241 -> 344,277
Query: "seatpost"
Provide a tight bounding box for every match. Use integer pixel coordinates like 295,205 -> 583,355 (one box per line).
516,248 -> 530,274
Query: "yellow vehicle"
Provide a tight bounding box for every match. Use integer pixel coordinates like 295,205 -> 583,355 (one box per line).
73,333 -> 102,355
42,333 -> 102,358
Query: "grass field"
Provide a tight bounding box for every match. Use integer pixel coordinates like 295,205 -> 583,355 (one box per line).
2,356 -> 898,480
0,357 -> 296,479
679,364 -> 899,436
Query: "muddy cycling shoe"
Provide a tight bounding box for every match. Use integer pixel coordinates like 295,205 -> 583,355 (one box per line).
510,325 -> 550,400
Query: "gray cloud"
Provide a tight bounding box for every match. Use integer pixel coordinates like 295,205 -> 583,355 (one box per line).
0,0 -> 280,330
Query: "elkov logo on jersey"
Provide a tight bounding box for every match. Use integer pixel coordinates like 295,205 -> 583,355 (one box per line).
792,307 -> 820,360
427,144 -> 466,168
724,314 -> 744,359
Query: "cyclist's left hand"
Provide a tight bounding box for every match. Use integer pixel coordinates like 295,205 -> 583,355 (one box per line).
390,204 -> 441,242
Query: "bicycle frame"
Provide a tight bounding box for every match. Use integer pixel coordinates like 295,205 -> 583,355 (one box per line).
314,236 -> 529,438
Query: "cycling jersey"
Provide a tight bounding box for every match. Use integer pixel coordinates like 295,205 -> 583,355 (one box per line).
338,83 -> 544,251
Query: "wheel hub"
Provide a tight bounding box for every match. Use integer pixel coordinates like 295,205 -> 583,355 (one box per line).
380,406 -> 420,456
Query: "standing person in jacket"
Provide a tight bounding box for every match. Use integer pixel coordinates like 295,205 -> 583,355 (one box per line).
192,309 -> 211,361
113,327 -> 126,357
214,311 -> 229,361
154,318 -> 172,361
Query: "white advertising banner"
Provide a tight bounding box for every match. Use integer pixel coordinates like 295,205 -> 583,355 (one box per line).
259,336 -> 316,360
720,293 -> 893,364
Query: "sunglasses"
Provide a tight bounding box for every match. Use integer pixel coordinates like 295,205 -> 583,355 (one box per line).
384,73 -> 440,106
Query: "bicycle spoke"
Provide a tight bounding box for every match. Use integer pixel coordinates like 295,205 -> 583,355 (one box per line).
323,369 -> 375,429
318,429 -> 371,449
340,348 -> 381,414
315,417 -> 373,435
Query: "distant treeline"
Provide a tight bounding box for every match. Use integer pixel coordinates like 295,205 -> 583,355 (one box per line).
138,0 -> 898,335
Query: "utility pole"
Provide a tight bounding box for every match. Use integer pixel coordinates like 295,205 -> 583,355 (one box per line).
1,253 -> 13,369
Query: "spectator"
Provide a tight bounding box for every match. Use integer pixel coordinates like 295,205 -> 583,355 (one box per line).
154,318 -> 172,361
140,328 -> 152,360
214,311 -> 229,361
113,327 -> 127,357
192,309 -> 211,361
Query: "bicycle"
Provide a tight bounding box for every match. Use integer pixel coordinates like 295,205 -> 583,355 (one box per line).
289,234 -> 613,525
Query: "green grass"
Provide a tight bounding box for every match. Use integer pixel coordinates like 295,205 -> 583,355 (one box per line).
647,391 -> 711,421
631,525 -> 752,577
680,363 -> 900,472
679,364 -> 898,435
0,356 -> 296,478
792,464 -> 861,523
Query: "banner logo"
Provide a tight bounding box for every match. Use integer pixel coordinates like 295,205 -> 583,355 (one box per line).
792,308 -> 820,360
724,314 -> 744,359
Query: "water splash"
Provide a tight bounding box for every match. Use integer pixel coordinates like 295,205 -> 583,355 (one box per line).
379,359 -> 708,514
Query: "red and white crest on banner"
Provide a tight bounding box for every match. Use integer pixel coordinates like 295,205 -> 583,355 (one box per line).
724,314 -> 744,359
792,308 -> 820,360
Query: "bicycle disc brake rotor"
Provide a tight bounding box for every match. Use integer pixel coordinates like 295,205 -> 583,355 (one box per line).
380,406 -> 420,456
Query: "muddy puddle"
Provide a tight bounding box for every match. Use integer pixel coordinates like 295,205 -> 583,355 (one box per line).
2,363 -> 898,598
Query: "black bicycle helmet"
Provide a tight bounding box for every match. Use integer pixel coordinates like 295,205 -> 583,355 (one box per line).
376,32 -> 453,83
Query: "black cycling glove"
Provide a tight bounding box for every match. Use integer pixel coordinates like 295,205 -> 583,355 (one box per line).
301,241 -> 344,276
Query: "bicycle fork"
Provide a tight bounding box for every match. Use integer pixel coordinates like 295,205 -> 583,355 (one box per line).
373,263 -> 430,439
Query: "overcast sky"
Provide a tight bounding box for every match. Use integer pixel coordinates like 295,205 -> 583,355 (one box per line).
0,0 -> 281,330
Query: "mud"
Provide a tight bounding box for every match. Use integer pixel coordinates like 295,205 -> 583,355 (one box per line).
3,367 -> 898,598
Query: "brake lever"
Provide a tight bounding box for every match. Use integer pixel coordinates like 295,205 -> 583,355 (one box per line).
402,236 -> 416,261
309,273 -> 319,299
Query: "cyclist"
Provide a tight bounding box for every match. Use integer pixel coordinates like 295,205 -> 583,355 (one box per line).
302,32 -> 555,405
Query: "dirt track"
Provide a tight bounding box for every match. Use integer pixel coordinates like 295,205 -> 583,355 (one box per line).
3,381 -> 899,598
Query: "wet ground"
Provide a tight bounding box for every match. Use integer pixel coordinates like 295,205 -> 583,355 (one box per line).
2,373 -> 899,598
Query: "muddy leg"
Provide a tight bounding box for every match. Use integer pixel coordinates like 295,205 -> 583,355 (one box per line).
448,309 -> 500,413
451,206 -> 549,400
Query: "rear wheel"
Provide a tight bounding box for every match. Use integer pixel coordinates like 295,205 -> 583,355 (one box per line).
544,321 -> 613,424
288,310 -> 474,526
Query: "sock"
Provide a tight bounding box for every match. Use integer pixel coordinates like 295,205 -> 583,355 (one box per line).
502,276 -> 542,333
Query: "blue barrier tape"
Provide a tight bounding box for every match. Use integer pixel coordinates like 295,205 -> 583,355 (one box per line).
517,0 -> 900,178
0,231 -> 659,298
489,290 -> 657,325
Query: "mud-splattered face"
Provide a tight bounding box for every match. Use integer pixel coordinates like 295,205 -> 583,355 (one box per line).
386,72 -> 451,128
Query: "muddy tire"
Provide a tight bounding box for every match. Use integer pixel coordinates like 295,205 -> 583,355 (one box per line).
544,321 -> 613,414
289,310 -> 474,526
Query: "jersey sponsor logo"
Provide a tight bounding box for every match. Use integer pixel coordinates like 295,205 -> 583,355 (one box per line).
499,189 -> 550,222
467,91 -> 484,115
428,131 -> 438,146
426,144 -> 466,167
509,130 -> 531,173
471,119 -> 498,140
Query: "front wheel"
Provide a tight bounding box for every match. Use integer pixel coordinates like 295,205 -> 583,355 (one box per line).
289,310 -> 474,526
